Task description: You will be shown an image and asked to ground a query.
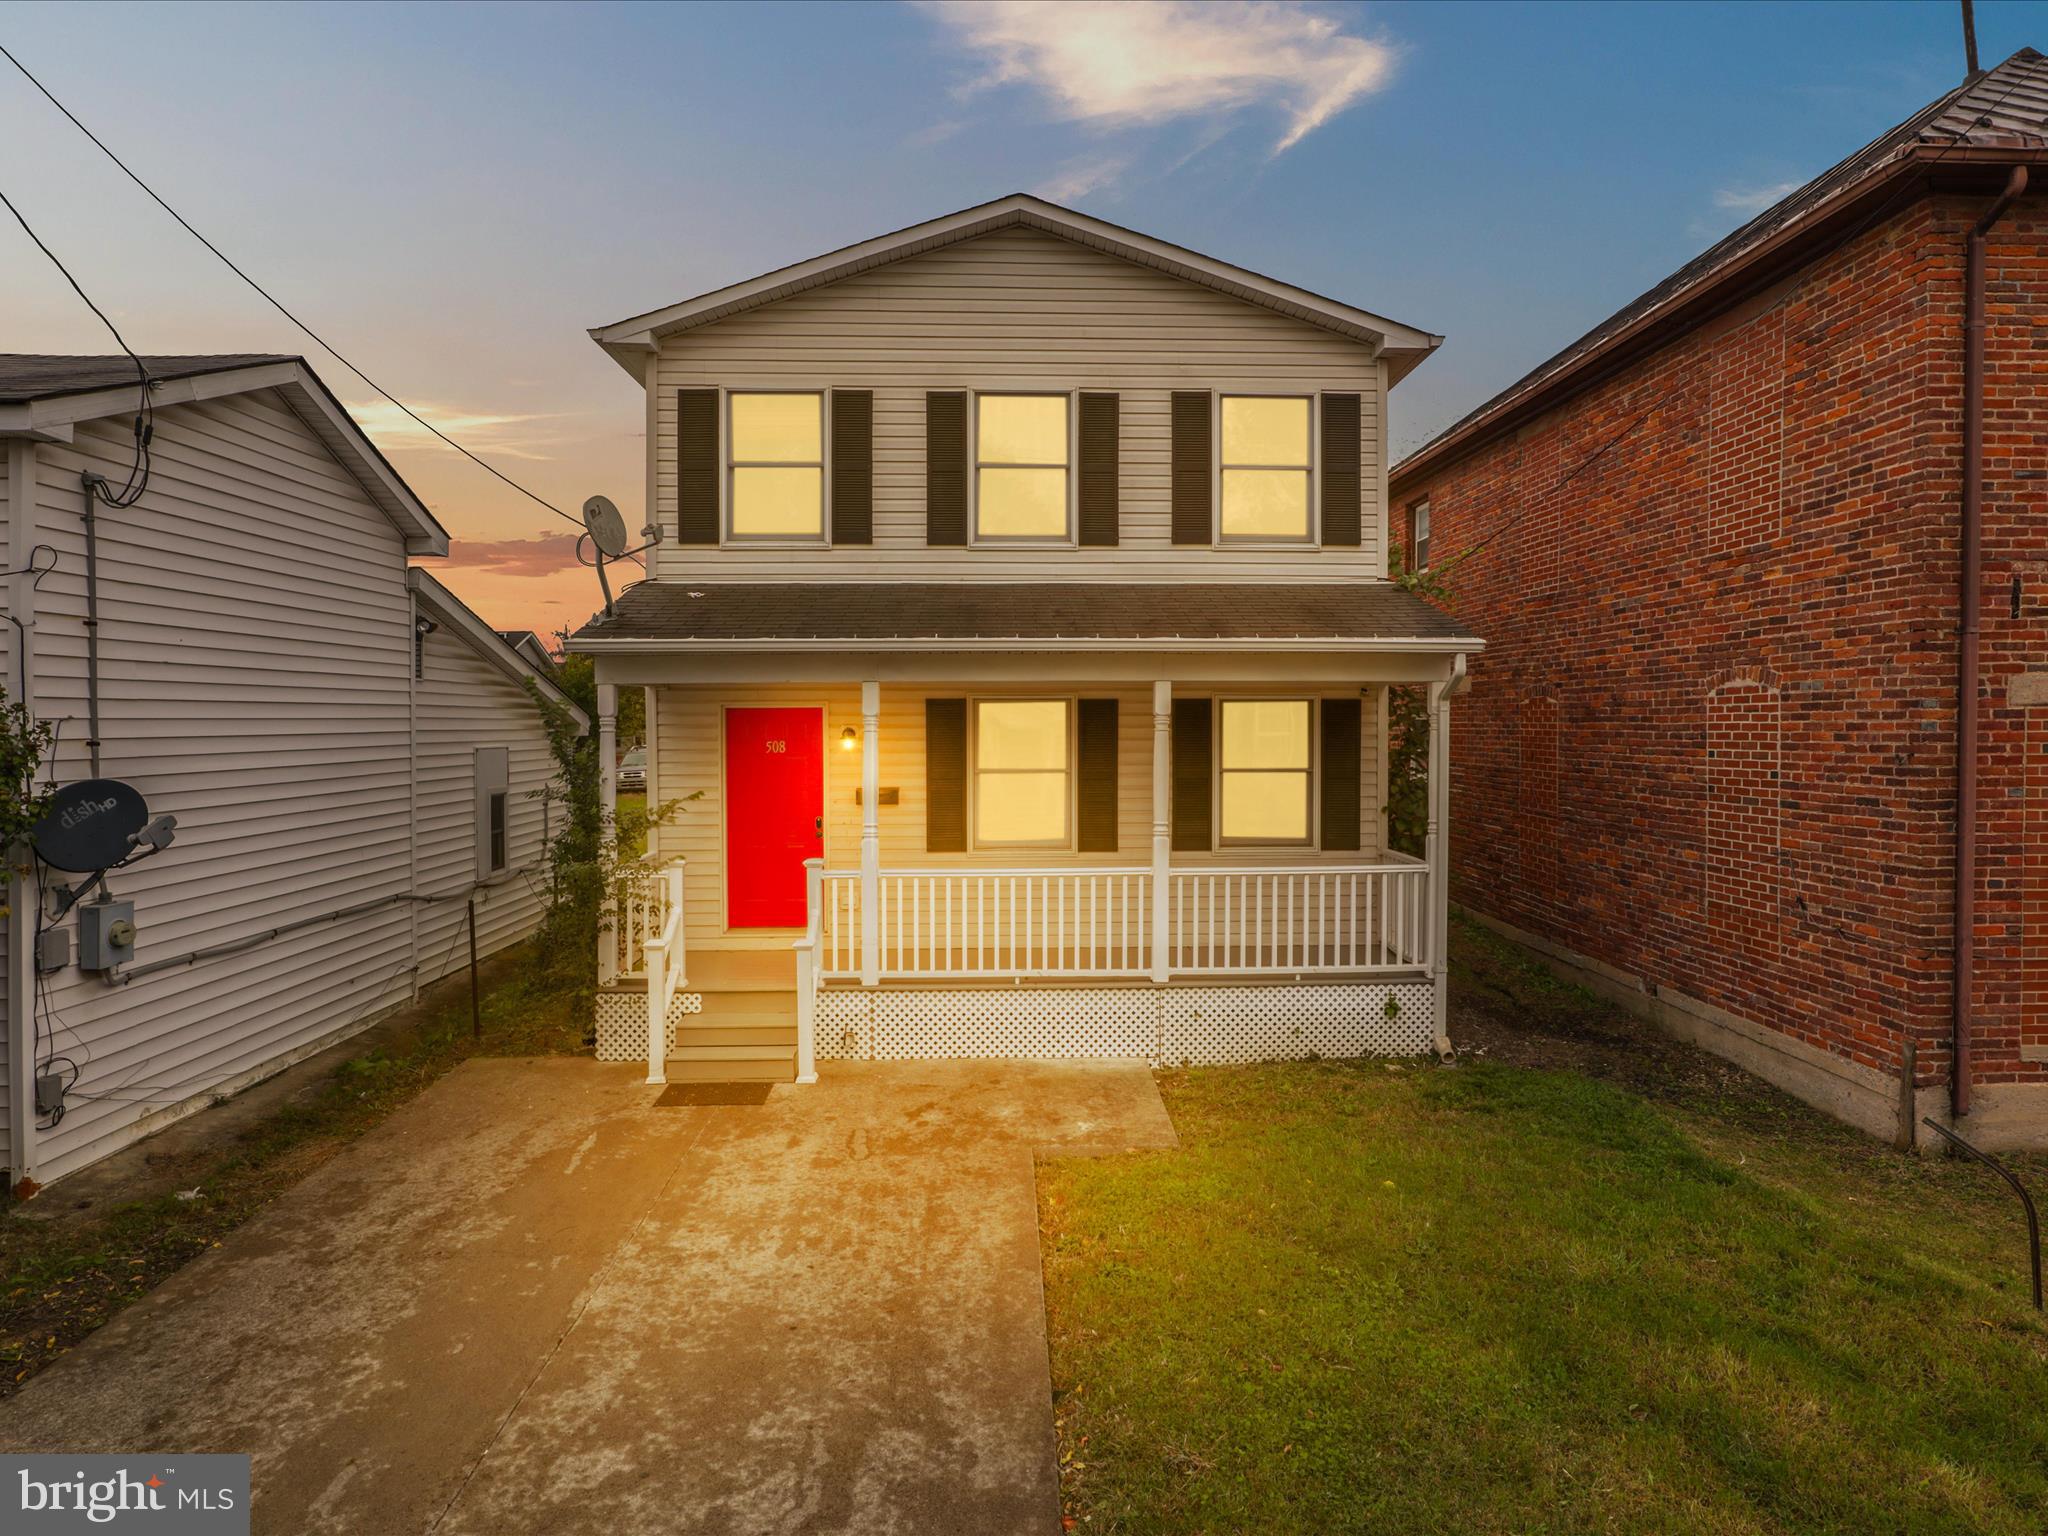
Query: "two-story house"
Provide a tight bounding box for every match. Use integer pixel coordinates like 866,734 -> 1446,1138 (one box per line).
570,196 -> 1481,1084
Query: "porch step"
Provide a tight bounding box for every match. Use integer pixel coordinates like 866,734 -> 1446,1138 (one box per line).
692,990 -> 796,1021
684,950 -> 798,993
665,1041 -> 795,1083
674,1023 -> 796,1048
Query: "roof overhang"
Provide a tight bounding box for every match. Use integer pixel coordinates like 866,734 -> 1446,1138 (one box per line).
409,567 -> 589,731
570,634 -> 1480,656
590,193 -> 1442,384
1392,145 -> 2048,493
0,359 -> 449,556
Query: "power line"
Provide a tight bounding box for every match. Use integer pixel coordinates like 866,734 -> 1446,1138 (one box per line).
0,41 -> 584,533
0,183 -> 152,506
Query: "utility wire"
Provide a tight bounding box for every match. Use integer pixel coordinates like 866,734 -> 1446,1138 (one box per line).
0,41 -> 584,533
0,182 -> 152,506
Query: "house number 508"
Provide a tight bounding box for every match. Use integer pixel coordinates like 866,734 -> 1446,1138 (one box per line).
765,739 -> 787,753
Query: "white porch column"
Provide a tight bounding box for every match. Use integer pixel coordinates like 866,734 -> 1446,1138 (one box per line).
859,680 -> 880,987
794,857 -> 823,1084
597,680 -> 619,987
1427,680 -> 1452,1055
642,685 -> 659,858
1150,680 -> 1171,984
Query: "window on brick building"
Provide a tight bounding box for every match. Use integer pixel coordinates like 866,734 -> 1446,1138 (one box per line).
1409,498 -> 1431,570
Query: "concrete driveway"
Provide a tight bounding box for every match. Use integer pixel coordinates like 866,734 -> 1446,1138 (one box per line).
0,1058 -> 1176,1535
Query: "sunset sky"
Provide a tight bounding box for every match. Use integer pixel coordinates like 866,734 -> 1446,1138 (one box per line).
2,0 -> 2031,637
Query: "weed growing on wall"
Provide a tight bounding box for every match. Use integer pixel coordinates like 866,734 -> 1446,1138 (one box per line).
1385,547 -> 1455,858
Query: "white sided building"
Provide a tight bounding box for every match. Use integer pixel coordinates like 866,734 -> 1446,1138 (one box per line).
0,354 -> 584,1190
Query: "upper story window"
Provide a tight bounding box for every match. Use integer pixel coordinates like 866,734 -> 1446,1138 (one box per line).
1410,497 -> 1431,570
1219,699 -> 1311,844
729,392 -> 824,540
975,394 -> 1069,542
974,698 -> 1070,846
1220,396 -> 1312,543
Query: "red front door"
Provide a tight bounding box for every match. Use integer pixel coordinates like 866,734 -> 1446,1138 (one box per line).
725,707 -> 824,928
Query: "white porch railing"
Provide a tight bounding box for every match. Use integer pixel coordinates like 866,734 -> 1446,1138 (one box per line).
606,851 -> 676,983
1166,863 -> 1429,974
814,862 -> 1428,982
638,857 -> 687,1085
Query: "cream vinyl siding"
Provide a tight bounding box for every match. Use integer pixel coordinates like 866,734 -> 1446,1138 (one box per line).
650,226 -> 1384,580
0,391 -> 561,1186
653,682 -> 1385,950
411,623 -> 558,984
12,396 -> 414,1180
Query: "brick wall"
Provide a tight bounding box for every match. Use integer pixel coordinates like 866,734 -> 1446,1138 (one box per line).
1396,193 -> 2047,1113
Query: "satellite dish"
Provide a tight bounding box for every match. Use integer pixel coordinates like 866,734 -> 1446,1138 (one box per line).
583,495 -> 629,560
32,779 -> 150,873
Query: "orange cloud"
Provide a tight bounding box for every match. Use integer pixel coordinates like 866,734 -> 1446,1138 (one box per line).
443,533 -> 582,578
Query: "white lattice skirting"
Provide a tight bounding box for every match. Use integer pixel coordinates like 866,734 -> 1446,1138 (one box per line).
593,989 -> 703,1062
815,982 -> 1436,1065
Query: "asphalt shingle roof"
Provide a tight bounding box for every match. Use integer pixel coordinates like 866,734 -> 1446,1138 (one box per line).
575,582 -> 1479,646
0,354 -> 295,405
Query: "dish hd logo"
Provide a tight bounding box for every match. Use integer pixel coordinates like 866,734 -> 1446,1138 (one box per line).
5,1455 -> 249,1533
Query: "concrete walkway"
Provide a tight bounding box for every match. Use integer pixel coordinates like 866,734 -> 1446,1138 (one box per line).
0,1058 -> 1177,1535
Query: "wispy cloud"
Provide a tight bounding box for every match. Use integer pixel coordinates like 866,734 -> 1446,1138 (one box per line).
1712,180 -> 1802,216
922,1 -> 1397,162
1035,152 -> 1132,202
343,399 -> 559,460
443,534 -> 581,579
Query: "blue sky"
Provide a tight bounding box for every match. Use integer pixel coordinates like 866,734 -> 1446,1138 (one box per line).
1,0 -> 2039,629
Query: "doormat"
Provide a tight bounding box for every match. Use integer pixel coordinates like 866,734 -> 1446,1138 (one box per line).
655,1082 -> 775,1107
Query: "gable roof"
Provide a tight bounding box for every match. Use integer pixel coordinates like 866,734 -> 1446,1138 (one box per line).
410,568 -> 588,730
0,353 -> 449,556
1393,47 -> 2048,491
590,193 -> 1442,383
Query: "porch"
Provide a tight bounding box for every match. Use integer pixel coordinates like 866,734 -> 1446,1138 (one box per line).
594,670 -> 1463,1085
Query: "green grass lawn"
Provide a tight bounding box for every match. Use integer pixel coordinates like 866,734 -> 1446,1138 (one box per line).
1041,925 -> 2048,1534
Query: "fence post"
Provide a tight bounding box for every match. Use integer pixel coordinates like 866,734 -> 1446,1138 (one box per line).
645,933 -> 667,1087
667,856 -> 687,990
860,681 -> 881,987
795,858 -> 822,1084
1151,681 -> 1171,984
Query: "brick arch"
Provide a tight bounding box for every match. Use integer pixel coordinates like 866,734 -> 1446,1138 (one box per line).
1705,673 -> 1782,961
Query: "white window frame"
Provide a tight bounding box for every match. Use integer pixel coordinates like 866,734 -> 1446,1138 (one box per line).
1215,391 -> 1319,548
969,390 -> 1076,547
473,746 -> 511,880
723,387 -> 829,546
1214,697 -> 1317,849
969,696 -> 1076,850
1411,497 -> 1431,571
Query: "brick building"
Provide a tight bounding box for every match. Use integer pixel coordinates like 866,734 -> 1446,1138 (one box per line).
1391,50 -> 2048,1148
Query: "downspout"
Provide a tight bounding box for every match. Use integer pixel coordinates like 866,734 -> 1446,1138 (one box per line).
1954,165 -> 2028,1120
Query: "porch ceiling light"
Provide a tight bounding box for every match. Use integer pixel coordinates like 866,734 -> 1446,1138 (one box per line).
840,726 -> 858,751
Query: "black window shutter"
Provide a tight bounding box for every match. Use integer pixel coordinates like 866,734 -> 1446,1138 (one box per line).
1171,697 -> 1212,851
831,390 -> 873,545
925,698 -> 967,852
1319,697 -> 1362,851
677,389 -> 719,544
1170,391 -> 1212,545
926,392 -> 967,546
1077,698 -> 1119,852
1320,393 -> 1362,547
1078,392 -> 1120,547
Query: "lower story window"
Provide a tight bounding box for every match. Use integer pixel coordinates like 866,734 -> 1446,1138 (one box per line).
1219,699 -> 1311,844
974,698 -> 1070,845
489,792 -> 508,873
